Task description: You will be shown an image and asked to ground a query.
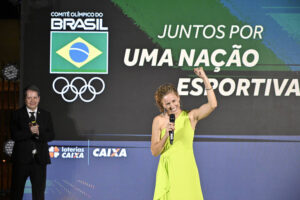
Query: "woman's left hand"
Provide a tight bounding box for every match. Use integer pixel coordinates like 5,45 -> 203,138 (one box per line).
194,67 -> 206,79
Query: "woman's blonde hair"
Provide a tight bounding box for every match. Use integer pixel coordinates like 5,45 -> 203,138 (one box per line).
154,83 -> 179,113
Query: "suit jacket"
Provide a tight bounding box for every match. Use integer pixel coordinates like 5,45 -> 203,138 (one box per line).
10,106 -> 55,165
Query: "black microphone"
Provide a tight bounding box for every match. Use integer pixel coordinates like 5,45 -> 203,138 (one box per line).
169,114 -> 175,145
28,114 -> 38,157
29,113 -> 39,139
30,116 -> 37,126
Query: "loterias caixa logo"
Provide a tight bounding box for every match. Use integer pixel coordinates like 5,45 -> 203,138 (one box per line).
50,11 -> 108,103
49,146 -> 85,159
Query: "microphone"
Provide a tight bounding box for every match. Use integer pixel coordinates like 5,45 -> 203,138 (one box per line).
169,114 -> 175,145
29,113 -> 39,139
30,117 -> 37,126
29,113 -> 39,157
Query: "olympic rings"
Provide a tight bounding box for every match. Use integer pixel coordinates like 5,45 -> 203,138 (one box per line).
52,77 -> 105,103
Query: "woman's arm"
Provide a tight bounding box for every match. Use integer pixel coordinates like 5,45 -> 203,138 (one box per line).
189,67 -> 217,127
151,116 -> 173,157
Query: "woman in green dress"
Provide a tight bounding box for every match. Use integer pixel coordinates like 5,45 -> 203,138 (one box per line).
151,67 -> 217,200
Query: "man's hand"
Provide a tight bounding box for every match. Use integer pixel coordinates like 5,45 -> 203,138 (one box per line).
30,124 -> 40,135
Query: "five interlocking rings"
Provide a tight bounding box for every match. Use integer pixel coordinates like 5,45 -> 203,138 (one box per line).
52,77 -> 105,103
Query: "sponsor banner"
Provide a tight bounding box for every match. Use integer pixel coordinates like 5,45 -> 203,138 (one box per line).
49,144 -> 127,159
33,140 -> 300,200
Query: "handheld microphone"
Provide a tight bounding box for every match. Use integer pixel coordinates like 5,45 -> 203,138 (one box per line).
29,115 -> 37,126
169,114 -> 175,145
29,115 -> 39,139
29,115 -> 38,155
31,120 -> 37,126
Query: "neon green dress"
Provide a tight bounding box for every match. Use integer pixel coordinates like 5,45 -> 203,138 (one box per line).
153,111 -> 204,200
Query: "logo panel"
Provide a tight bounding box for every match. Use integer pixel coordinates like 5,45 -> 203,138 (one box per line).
49,146 -> 60,158
50,32 -> 108,74
49,146 -> 85,159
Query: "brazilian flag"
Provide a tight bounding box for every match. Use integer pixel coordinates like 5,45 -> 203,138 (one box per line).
50,32 -> 108,74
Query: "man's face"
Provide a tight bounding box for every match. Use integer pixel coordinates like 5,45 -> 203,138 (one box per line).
25,90 -> 40,110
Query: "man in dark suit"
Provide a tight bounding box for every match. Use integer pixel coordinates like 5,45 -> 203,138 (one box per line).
10,85 -> 55,200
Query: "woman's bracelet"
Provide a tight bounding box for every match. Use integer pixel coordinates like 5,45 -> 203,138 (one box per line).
205,87 -> 213,90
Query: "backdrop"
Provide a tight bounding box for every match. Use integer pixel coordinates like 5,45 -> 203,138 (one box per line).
20,0 -> 300,199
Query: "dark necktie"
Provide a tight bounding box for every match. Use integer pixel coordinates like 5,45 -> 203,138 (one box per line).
29,112 -> 36,122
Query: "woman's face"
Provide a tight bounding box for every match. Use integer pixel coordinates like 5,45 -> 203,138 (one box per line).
162,92 -> 181,115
